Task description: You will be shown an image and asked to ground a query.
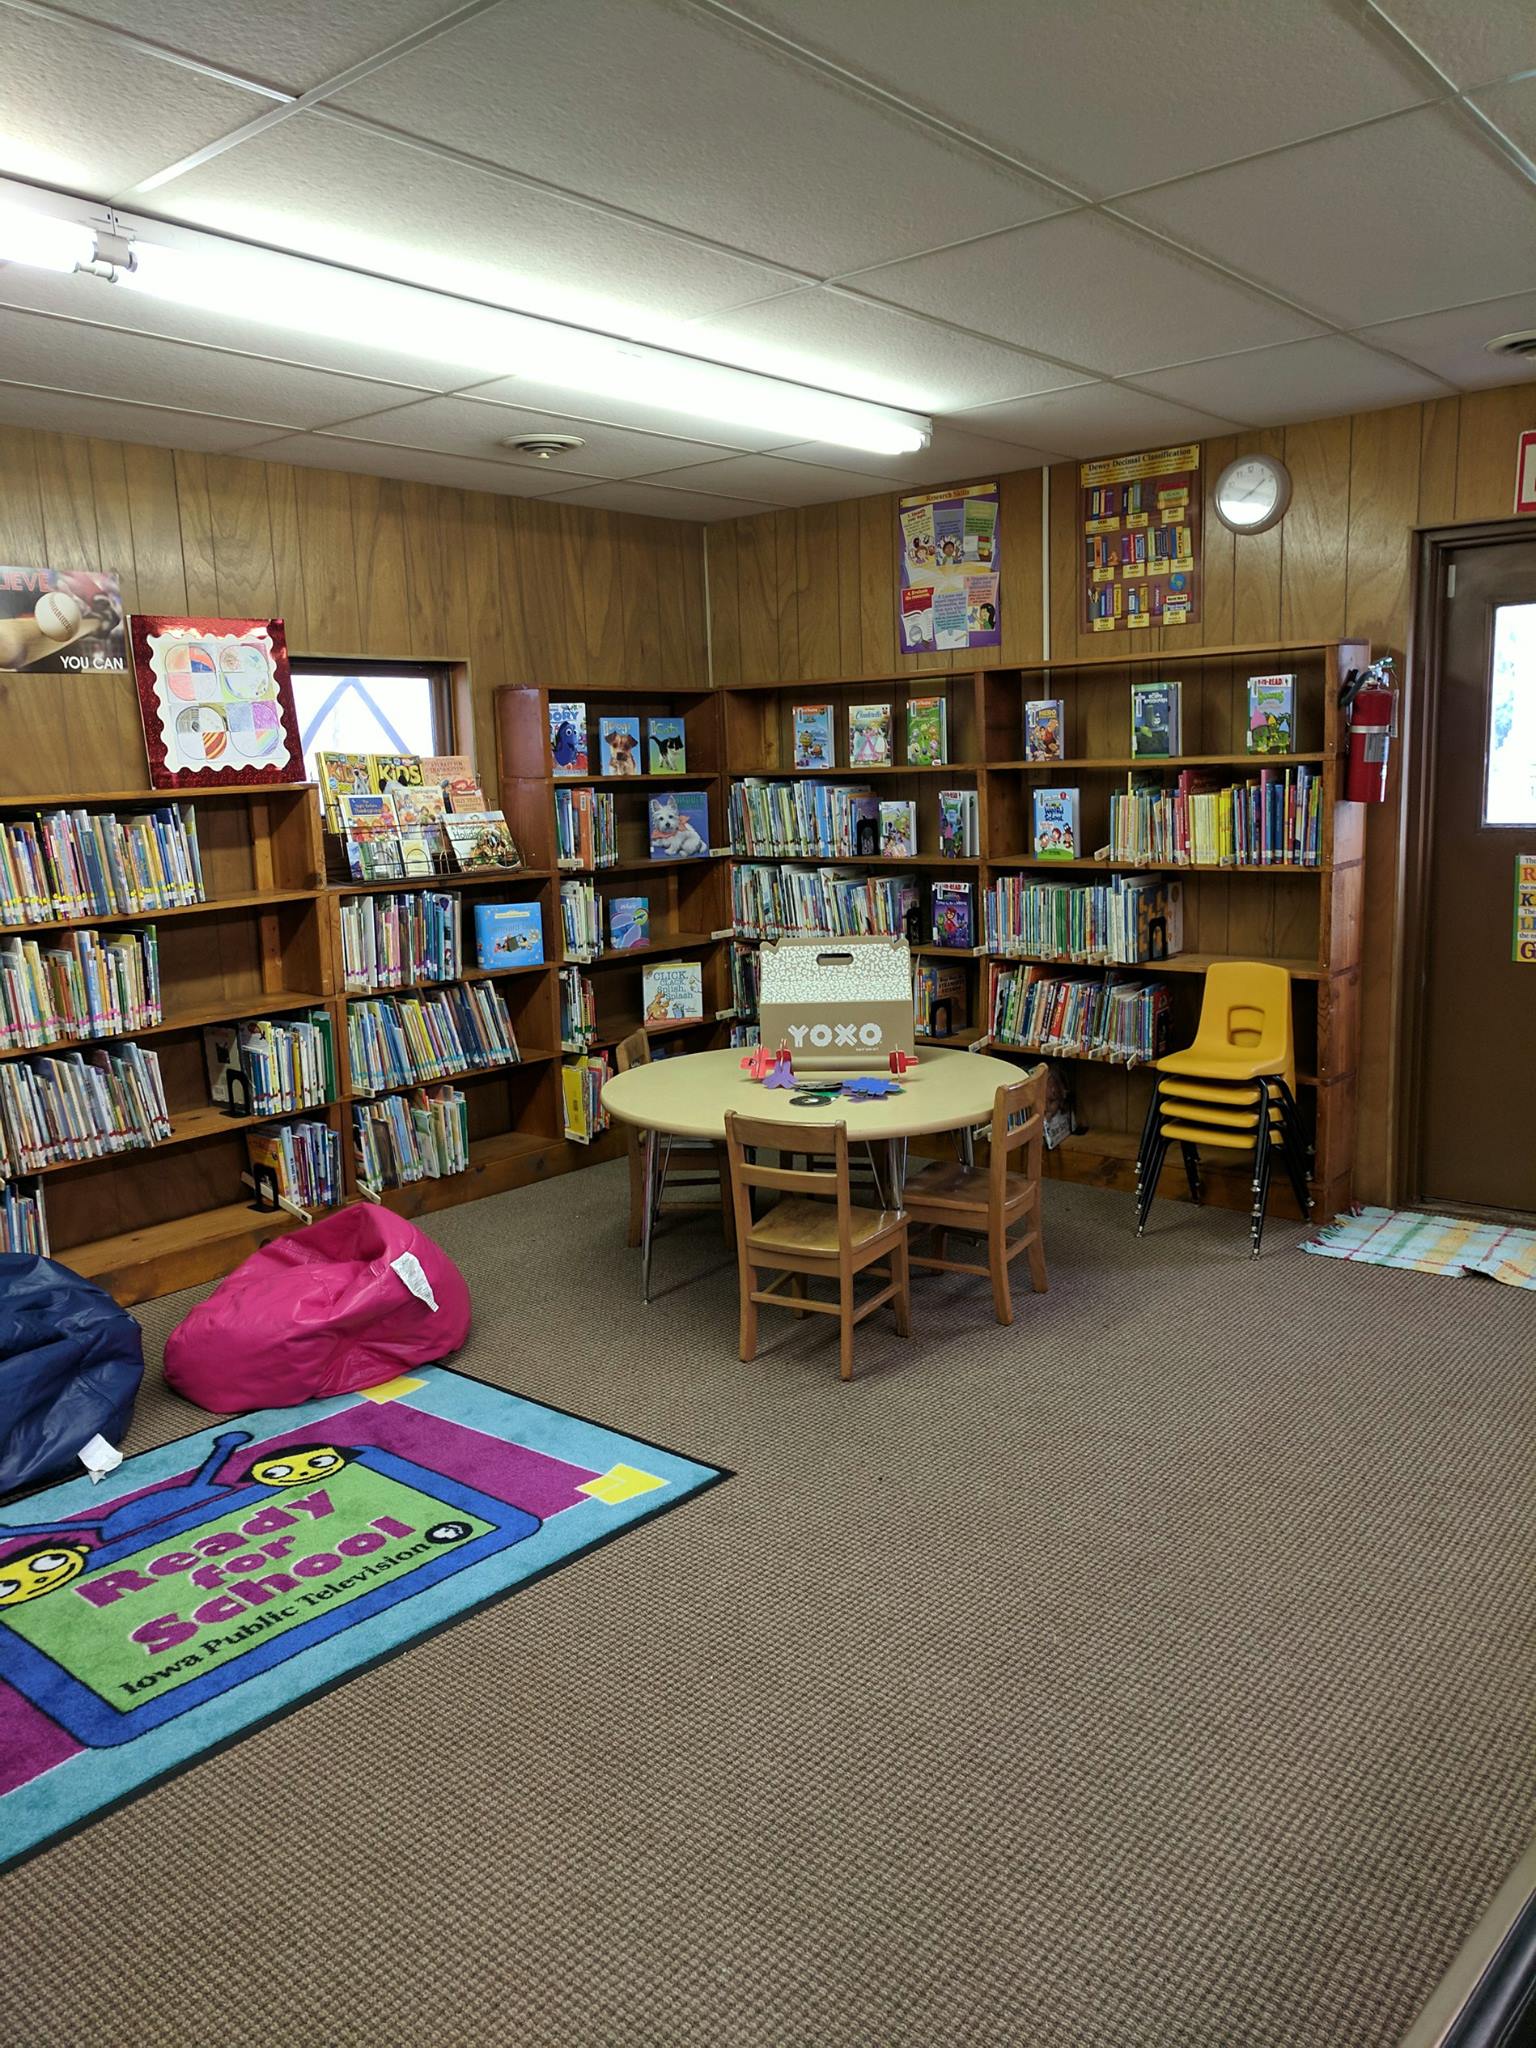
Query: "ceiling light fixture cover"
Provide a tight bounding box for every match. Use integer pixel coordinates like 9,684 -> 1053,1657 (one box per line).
503,434 -> 587,459
1485,330 -> 1536,359
0,191 -> 932,457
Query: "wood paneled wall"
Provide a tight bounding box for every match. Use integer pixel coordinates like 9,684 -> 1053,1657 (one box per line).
706,383 -> 1536,1206
0,426 -> 708,801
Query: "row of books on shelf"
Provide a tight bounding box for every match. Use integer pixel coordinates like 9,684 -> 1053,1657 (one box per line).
353,1086 -> 469,1190
1,805 -> 204,927
315,750 -> 484,832
246,1117 -> 343,1212
732,864 -> 918,943
791,697 -> 949,770
337,894 -> 545,991
1108,766 -> 1322,867
1,1176 -> 47,1253
986,873 -> 1183,965
0,1041 -> 171,1175
556,786 -> 616,867
205,1012 -> 336,1117
550,704 -> 689,777
347,985 -> 520,1096
559,966 -> 597,1049
1023,674 -> 1297,762
987,967 -> 1171,1064
337,793 -> 521,883
561,1052 -> 611,1143
730,780 -> 975,860
1,926 -> 161,1050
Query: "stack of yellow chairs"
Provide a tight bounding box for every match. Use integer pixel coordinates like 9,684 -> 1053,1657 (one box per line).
1134,961 -> 1311,1255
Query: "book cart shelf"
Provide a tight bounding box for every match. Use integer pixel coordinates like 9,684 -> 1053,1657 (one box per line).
495,683 -> 731,1164
720,636 -> 1368,1220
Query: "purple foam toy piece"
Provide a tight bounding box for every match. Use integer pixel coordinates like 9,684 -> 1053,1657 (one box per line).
763,1049 -> 798,1089
841,1075 -> 903,1099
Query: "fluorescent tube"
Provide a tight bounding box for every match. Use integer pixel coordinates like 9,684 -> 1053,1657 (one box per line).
0,205 -> 93,274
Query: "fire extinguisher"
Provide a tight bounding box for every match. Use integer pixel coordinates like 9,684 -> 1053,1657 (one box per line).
1340,655 -> 1397,804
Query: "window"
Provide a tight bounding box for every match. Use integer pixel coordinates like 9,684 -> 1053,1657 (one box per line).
1486,603 -> 1536,826
290,667 -> 449,781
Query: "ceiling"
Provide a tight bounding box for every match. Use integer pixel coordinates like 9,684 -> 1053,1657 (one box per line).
0,0 -> 1533,522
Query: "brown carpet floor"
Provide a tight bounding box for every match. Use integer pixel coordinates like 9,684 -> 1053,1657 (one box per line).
2,1168 -> 1532,2048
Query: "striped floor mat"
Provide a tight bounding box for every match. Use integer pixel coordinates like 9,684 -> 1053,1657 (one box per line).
1303,1205 -> 1536,1288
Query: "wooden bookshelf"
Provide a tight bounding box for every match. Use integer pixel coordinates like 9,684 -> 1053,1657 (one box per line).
721,639 -> 1368,1220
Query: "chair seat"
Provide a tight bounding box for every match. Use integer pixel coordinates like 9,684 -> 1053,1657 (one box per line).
1157,1047 -> 1288,1085
1158,1076 -> 1265,1106
1159,1102 -> 1284,1132
903,1158 -> 1034,1208
747,1197 -> 901,1256
1157,1117 -> 1266,1149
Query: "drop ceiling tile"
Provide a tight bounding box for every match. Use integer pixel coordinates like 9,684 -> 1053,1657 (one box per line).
1354,292 -> 1536,389
682,288 -> 1090,411
545,480 -> 781,523
952,383 -> 1246,459
1116,105 -> 1536,329
63,0 -> 476,97
447,374 -> 786,452
0,12 -> 262,191
637,454 -> 896,506
1469,75 -> 1536,159
1373,0 -> 1536,88
329,0 -> 1070,275
246,433 -> 597,497
855,213 -> 1323,377
768,424 -> 1053,484
0,382 -> 285,453
324,395 -> 739,477
154,112 -> 800,343
0,308 -> 428,428
1132,336 -> 1448,425
731,0 -> 1432,194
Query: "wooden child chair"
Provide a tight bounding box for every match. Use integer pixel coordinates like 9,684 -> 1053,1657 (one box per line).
904,1070 -> 1049,1325
615,1029 -> 733,1252
723,1111 -> 911,1382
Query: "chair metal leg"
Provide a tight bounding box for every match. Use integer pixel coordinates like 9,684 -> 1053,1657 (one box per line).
1180,1141 -> 1203,1204
1136,1132 -> 1170,1234
1250,1091 -> 1273,1257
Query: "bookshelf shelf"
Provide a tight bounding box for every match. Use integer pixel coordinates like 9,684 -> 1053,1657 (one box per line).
0,987 -> 331,1064
987,948 -> 1324,980
325,866 -> 548,894
564,932 -> 719,968
550,771 -> 723,787
558,854 -> 727,875
0,887 -> 321,939
987,855 -> 1326,876
0,783 -> 315,809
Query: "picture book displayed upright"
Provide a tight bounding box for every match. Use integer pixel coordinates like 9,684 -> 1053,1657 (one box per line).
1080,445 -> 1200,634
1033,788 -> 1080,860
549,701 -> 588,775
1024,699 -> 1064,762
1131,680 -> 1182,759
598,716 -> 641,775
793,704 -> 834,770
906,695 -> 947,766
648,790 -> 709,860
130,616 -> 301,788
473,902 -> 544,969
647,717 -> 686,773
1246,674 -> 1296,752
848,704 -> 892,767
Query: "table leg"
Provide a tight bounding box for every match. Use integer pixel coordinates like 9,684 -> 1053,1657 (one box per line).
959,1124 -> 975,1169
640,1129 -> 658,1305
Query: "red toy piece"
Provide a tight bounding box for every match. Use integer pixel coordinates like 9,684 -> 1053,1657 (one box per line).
740,1044 -> 776,1080
888,1050 -> 920,1076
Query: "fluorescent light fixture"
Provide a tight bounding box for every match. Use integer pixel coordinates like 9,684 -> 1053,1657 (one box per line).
0,192 -> 932,456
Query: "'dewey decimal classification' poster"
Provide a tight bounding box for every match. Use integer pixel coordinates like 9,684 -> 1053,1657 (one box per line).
898,483 -> 1000,654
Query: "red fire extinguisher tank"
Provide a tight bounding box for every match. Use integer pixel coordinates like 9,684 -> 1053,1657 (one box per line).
1342,658 -> 1396,804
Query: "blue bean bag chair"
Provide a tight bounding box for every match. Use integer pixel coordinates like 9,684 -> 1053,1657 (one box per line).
0,1255 -> 144,1494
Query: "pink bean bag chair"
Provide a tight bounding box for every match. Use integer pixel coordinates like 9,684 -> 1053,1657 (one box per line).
165,1205 -> 471,1412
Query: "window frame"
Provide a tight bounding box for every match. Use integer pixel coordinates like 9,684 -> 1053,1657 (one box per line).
288,658 -> 457,778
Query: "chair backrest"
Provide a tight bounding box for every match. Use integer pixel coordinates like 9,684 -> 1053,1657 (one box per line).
615,1029 -> 651,1076
1196,961 -> 1294,1076
988,1069 -> 1047,1204
724,1112 -> 851,1249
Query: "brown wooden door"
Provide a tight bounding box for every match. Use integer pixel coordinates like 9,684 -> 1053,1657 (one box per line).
1416,536 -> 1536,1212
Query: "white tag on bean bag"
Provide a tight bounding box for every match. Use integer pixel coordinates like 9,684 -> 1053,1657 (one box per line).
390,1251 -> 439,1312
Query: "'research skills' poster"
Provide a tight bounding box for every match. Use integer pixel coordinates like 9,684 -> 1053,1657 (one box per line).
897,483 -> 1000,653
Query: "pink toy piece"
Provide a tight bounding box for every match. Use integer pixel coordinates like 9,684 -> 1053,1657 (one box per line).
740,1045 -> 775,1080
164,1205 -> 471,1412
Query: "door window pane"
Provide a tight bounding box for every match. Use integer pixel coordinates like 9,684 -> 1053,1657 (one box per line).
1486,603 -> 1536,825
291,671 -> 440,783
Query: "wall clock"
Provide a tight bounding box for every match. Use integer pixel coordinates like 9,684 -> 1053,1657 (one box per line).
1213,454 -> 1292,535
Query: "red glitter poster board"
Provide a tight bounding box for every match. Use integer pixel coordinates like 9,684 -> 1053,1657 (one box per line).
131,616 -> 301,789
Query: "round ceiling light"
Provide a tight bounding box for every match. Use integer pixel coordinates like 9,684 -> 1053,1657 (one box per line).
501,433 -> 587,459
1484,330 -> 1536,359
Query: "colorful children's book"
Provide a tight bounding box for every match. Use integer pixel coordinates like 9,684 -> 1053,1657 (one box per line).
647,717 -> 687,774
1023,699 -> 1064,763
549,701 -> 588,776
315,751 -> 373,832
937,788 -> 979,857
1247,674 -> 1296,753
442,812 -> 521,871
915,958 -> 970,1039
598,715 -> 642,776
339,793 -> 404,881
607,895 -> 650,951
648,790 -> 710,859
397,825 -> 434,877
792,703 -> 833,771
850,795 -> 882,857
369,754 -> 423,793
1032,787 -> 1080,861
1131,680 -> 1182,759
849,703 -> 893,766
422,754 -> 485,809
878,799 -> 916,858
642,959 -> 704,1023
931,880 -> 974,949
906,695 -> 948,766
473,901 -> 544,968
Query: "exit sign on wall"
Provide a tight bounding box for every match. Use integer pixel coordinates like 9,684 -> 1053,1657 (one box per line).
1517,430 -> 1536,514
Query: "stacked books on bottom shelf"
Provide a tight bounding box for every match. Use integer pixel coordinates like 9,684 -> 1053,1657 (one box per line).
986,872 -> 1183,965
245,1118 -> 342,1212
556,786 -> 617,868
205,1012 -> 336,1117
560,878 -> 601,957
339,892 -> 463,991
1109,765 -> 1321,867
732,864 -> 917,941
1,925 -> 161,1049
347,984 -> 520,1094
0,804 -> 205,924
559,966 -> 596,1050
1,1177 -> 48,1252
989,967 -> 1171,1064
0,1042 -> 172,1173
562,1052 -> 611,1144
353,1085 -> 470,1188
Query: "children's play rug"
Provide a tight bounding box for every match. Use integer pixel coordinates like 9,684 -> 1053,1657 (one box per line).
0,1366 -> 725,1869
1303,1206 -> 1536,1289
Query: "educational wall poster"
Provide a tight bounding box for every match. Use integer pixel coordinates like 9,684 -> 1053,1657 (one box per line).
897,483 -> 1001,654
1515,853 -> 1536,964
0,565 -> 125,673
1080,445 -> 1201,635
130,616 -> 302,789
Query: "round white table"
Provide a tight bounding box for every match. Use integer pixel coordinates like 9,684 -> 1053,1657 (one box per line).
603,1046 -> 1032,1300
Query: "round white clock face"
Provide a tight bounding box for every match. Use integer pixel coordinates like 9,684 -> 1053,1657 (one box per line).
1214,455 -> 1292,535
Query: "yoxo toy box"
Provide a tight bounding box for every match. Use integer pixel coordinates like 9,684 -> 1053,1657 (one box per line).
756,936 -> 915,1071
